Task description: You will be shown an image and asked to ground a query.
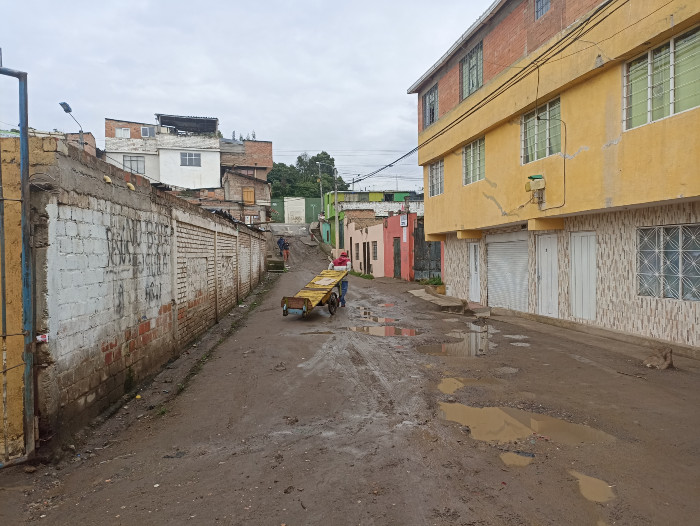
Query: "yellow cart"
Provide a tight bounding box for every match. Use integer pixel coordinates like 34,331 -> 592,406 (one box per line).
281,269 -> 348,318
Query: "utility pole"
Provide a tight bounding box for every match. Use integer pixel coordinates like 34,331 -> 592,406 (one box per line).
318,163 -> 323,216
334,168 -> 340,253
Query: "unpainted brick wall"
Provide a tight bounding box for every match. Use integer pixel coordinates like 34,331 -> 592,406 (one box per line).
29,138 -> 266,441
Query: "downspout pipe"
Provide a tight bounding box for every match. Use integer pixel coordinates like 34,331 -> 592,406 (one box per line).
0,65 -> 35,467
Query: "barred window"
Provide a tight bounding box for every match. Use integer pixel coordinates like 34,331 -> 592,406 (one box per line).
535,0 -> 550,19
180,152 -> 201,166
463,137 -> 485,185
123,155 -> 145,175
460,42 -> 483,100
372,241 -> 378,260
428,160 -> 444,197
521,98 -> 561,164
423,84 -> 439,128
355,243 -> 360,260
638,225 -> 700,301
625,27 -> 700,129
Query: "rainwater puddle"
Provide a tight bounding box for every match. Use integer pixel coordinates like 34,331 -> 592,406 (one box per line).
438,402 -> 615,445
569,470 -> 616,502
504,335 -> 529,340
500,451 -> 534,467
438,377 -> 504,394
510,342 -> 531,347
417,324 -> 494,358
380,303 -> 395,307
300,331 -> 334,335
347,326 -> 421,336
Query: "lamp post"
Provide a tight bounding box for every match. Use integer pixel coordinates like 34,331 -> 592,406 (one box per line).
59,101 -> 84,150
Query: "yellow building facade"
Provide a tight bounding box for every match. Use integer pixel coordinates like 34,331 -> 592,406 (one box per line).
409,0 -> 700,350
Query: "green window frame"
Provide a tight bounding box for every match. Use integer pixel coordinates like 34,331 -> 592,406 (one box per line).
625,27 -> 700,129
460,42 -> 483,100
463,137 -> 485,185
521,98 -> 561,164
423,84 -> 439,128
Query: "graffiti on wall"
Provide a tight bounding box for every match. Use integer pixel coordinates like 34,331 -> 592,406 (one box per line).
106,217 -> 171,277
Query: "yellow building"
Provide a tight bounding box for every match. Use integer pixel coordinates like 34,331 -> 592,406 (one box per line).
409,0 -> 700,349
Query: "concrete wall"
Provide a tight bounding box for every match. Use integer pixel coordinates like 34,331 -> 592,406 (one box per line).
28,138 -> 266,441
159,148 -> 220,189
340,200 -> 424,218
345,220 -> 385,277
284,197 -> 306,224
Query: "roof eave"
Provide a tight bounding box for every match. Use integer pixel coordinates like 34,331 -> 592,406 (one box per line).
407,0 -> 506,94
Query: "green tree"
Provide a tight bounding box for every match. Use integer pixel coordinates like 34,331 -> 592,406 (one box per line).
267,152 -> 348,198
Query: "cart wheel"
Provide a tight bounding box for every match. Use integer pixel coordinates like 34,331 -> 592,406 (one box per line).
328,292 -> 339,315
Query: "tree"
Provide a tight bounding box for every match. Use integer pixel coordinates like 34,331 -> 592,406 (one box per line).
267,152 -> 349,198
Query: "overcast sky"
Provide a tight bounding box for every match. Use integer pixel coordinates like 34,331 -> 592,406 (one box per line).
1,1 -> 493,191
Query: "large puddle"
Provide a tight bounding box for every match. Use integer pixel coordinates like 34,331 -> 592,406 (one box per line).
417,324 -> 495,358
569,470 -> 616,502
348,326 -> 421,336
439,402 -> 615,445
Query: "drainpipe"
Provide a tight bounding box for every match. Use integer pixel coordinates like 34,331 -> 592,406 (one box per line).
0,63 -> 35,466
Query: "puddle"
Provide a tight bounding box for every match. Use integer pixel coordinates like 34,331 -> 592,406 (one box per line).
417,324 -> 494,358
500,451 -> 534,467
347,326 -> 421,336
510,342 -> 531,347
364,316 -> 396,323
493,366 -> 518,375
504,335 -> 529,340
569,470 -> 616,503
301,331 -> 334,335
442,318 -> 460,323
380,303 -> 395,307
438,402 -> 615,445
438,377 -> 504,394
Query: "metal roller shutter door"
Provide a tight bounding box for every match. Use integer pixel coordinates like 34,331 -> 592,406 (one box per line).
487,241 -> 528,311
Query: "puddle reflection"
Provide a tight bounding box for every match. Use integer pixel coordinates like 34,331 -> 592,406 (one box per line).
438,377 -> 504,394
439,402 -> 615,445
569,470 -> 616,502
417,324 -> 494,358
348,326 -> 421,336
500,451 -> 534,467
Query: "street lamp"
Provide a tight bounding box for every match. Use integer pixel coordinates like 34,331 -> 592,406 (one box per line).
59,101 -> 84,150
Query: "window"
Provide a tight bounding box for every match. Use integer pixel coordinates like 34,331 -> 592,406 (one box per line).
625,27 -> 700,129
428,160 -> 444,197
535,0 -> 550,19
463,137 -> 485,185
521,97 -> 561,163
372,241 -> 378,260
243,186 -> 255,205
123,155 -> 145,175
638,225 -> 700,301
141,126 -> 156,137
180,152 -> 201,166
423,84 -> 439,128
355,243 -> 360,260
115,127 -> 131,138
460,42 -> 483,99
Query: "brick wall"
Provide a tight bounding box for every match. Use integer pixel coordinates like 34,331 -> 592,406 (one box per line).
66,132 -> 97,157
27,138 -> 266,441
105,119 -> 152,139
220,140 -> 273,181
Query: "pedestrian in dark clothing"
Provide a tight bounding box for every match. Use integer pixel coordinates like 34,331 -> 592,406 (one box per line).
277,236 -> 285,257
283,239 -> 290,263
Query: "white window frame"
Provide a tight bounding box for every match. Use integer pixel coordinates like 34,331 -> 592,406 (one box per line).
460,41 -> 483,100
521,97 -> 561,164
535,0 -> 550,19
463,137 -> 485,185
180,152 -> 202,167
115,127 -> 131,138
623,27 -> 700,130
637,224 -> 700,301
141,126 -> 156,137
428,160 -> 444,197
123,155 -> 145,175
423,84 -> 439,128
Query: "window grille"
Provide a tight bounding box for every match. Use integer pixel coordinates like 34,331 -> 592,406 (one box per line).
180,152 -> 201,166
123,155 -> 145,175
423,84 -> 439,128
428,160 -> 444,197
535,0 -> 550,19
521,98 -> 561,164
637,224 -> 700,301
463,137 -> 485,185
624,27 -> 700,129
460,42 -> 483,100
372,241 -> 378,260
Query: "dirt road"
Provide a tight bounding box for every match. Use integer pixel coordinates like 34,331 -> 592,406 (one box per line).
1,237 -> 699,525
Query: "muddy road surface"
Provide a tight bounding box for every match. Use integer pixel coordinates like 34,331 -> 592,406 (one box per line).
1,237 -> 699,525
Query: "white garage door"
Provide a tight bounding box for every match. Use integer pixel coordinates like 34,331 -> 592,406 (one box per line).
487,235 -> 528,312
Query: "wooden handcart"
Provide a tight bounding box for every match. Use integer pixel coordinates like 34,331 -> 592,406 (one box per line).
281,269 -> 347,318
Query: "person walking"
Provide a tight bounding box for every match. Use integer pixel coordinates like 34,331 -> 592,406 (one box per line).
277,236 -> 285,257
328,251 -> 351,307
282,238 -> 290,264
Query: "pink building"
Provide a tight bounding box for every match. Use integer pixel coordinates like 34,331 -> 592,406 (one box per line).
346,217 -> 385,277
384,213 -> 443,282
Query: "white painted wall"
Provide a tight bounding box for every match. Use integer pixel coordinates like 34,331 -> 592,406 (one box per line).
339,200 -> 424,217
158,149 -> 220,189
284,197 -> 306,223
